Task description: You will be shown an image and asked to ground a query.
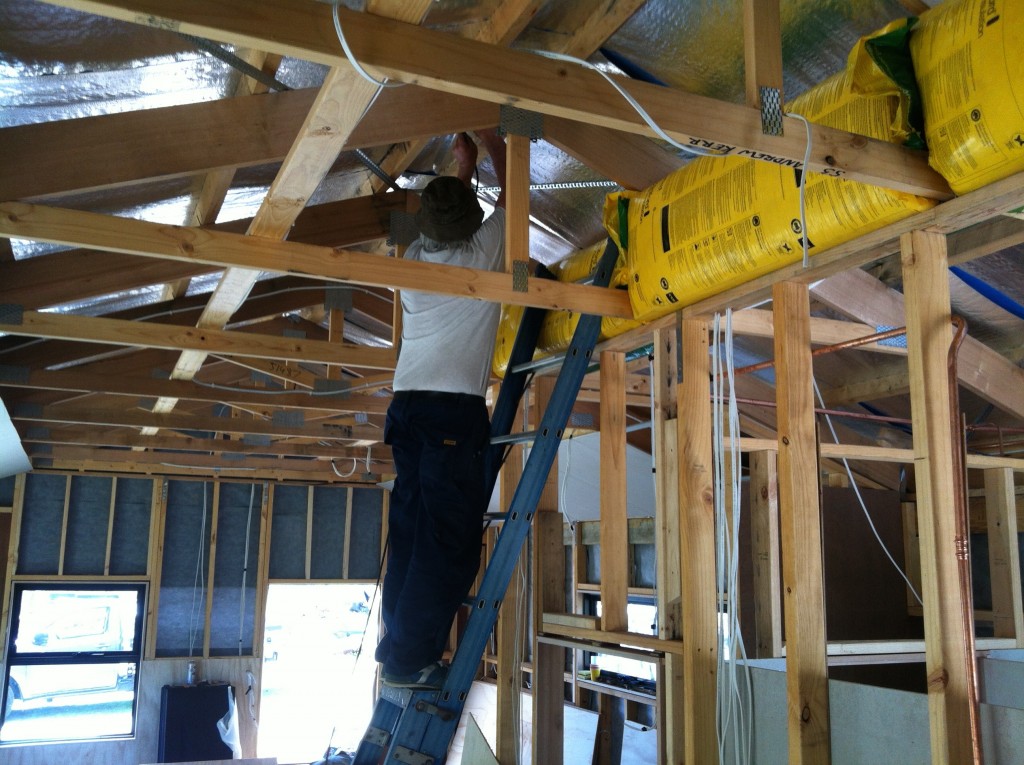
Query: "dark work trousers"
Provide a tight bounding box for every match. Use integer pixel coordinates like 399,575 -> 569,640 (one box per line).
376,390 -> 491,676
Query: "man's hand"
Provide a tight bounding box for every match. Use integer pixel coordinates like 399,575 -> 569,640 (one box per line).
454,132 -> 478,187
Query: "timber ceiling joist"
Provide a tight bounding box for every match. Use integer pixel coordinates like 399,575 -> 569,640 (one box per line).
0,0 -> 1021,484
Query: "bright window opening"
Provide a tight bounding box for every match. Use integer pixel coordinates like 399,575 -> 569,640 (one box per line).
593,602 -> 658,682
1,583 -> 145,745
257,583 -> 379,762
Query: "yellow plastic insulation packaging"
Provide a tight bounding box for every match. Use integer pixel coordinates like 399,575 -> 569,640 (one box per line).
491,241 -> 639,378
910,0 -> 1024,194
604,20 -> 937,323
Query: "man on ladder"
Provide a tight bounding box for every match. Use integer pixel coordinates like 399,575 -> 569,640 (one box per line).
375,129 -> 509,690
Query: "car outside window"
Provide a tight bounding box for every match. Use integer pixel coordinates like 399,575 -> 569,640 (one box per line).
2,583 -> 146,745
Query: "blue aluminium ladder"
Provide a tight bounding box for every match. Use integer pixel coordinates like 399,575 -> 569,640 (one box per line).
353,239 -> 621,765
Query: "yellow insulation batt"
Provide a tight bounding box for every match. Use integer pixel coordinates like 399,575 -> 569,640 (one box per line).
605,21 -> 937,323
910,0 -> 1024,194
491,241 -> 639,377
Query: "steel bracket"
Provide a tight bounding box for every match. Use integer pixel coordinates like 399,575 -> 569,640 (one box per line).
759,86 -> 783,136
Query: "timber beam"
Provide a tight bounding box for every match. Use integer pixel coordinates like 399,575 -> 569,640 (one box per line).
39,0 -> 950,198
0,202 -> 633,317
0,88 -> 497,201
9,404 -> 382,443
0,367 -> 391,416
19,425 -> 392,463
0,310 -> 397,371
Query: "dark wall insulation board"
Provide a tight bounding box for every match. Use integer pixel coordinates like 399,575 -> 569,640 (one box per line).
210,482 -> 262,656
268,484 -> 309,580
17,473 -> 67,575
0,475 -> 14,506
633,544 -> 656,589
63,475 -> 113,575
108,477 -> 153,575
348,488 -> 383,579
157,480 -> 213,657
310,485 -> 347,580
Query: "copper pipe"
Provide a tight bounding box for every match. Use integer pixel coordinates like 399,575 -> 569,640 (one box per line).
946,315 -> 983,765
735,325 -> 909,376
966,423 -> 1024,435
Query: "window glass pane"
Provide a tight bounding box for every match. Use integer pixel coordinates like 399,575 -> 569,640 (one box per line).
2,662 -> 136,743
13,589 -> 141,655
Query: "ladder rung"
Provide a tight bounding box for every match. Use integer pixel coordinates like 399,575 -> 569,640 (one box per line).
490,430 -> 537,446
379,684 -> 418,708
510,353 -> 566,375
362,726 -> 390,747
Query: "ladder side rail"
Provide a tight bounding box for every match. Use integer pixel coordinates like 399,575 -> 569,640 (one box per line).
352,695 -> 403,763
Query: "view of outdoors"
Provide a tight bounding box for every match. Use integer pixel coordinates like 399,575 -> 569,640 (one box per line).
594,602 -> 658,681
258,583 -> 380,763
2,586 -> 142,744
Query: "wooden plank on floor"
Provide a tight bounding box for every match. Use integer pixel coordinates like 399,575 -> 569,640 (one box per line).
773,281 -> 831,764
901,229 -> 976,763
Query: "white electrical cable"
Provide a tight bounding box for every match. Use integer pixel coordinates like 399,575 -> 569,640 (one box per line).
712,314 -> 728,765
134,284 -> 391,325
245,669 -> 259,726
332,3 -> 405,89
725,311 -> 753,765
238,483 -> 256,656
192,376 -> 395,397
331,458 -> 358,478
712,311 -> 753,765
786,112 -> 814,269
188,482 -> 209,658
512,551 -> 527,765
812,377 -> 924,606
524,49 -> 727,158
558,435 -> 580,530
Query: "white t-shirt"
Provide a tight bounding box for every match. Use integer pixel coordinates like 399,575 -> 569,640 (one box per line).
393,208 -> 506,397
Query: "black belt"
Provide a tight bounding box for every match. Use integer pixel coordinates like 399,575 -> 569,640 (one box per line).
392,390 -> 484,405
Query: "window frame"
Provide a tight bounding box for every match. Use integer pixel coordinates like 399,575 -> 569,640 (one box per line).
2,581 -> 147,744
